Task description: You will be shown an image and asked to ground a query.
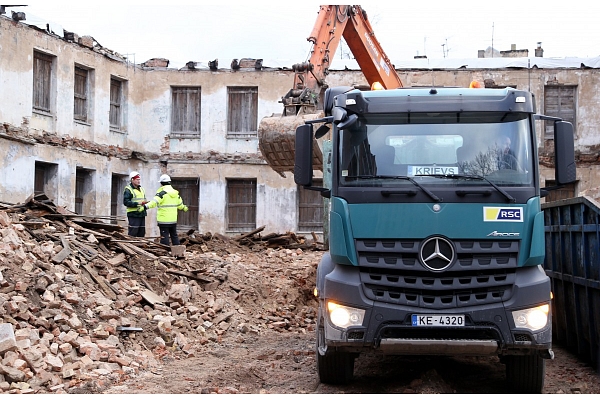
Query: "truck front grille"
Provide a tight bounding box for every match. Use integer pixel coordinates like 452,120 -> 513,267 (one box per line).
356,238 -> 519,309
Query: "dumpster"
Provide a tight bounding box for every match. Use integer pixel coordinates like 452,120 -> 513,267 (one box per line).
543,196 -> 600,371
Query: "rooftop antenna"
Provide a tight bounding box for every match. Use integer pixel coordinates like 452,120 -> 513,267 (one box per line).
123,53 -> 136,72
491,22 -> 495,58
441,38 -> 450,58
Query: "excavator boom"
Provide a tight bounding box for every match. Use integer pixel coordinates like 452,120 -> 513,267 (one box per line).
258,5 -> 403,177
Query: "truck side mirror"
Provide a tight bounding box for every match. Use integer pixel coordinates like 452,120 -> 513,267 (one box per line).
315,124 -> 330,139
294,124 -> 313,186
554,121 -> 576,185
323,86 -> 353,116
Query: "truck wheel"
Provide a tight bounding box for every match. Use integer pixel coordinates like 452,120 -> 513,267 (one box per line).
316,318 -> 354,385
505,354 -> 545,393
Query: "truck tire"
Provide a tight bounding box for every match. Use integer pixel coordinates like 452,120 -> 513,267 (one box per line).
505,354 -> 545,393
316,317 -> 354,385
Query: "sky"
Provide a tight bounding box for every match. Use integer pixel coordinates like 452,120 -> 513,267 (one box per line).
8,1 -> 600,70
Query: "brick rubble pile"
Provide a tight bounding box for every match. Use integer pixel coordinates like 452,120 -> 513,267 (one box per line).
0,204 -> 320,394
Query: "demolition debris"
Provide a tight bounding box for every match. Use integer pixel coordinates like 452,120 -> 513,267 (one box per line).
0,194 -> 321,393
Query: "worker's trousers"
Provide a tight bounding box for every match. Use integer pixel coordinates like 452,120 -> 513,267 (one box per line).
158,223 -> 180,246
127,216 -> 146,237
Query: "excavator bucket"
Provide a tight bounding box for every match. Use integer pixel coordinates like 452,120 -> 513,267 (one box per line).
258,112 -> 325,178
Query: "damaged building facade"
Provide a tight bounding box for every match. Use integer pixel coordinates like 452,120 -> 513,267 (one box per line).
1,13 -> 600,237
0,14 -> 337,238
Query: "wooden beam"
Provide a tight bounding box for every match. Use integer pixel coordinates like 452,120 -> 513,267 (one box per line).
80,263 -> 117,300
233,225 -> 265,241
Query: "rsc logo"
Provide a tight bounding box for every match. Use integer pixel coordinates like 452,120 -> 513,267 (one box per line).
483,207 -> 524,222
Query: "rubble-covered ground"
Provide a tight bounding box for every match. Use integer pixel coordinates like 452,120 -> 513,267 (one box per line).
1,198 -> 599,394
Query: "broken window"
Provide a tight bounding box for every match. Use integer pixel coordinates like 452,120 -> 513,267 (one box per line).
171,178 -> 199,231
111,174 -> 128,225
110,77 -> 124,130
33,51 -> 54,113
171,87 -> 201,136
227,86 -> 258,136
298,179 -> 324,232
544,180 -> 577,202
544,85 -> 576,138
227,179 -> 256,232
75,168 -> 94,215
34,161 -> 58,200
74,66 -> 89,122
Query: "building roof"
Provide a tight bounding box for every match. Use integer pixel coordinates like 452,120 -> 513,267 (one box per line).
329,56 -> 600,71
10,10 -> 600,71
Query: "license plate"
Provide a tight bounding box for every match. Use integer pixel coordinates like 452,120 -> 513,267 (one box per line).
412,314 -> 465,327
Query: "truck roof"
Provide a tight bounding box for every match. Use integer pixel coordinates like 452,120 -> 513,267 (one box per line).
364,86 -> 521,98
339,86 -> 535,114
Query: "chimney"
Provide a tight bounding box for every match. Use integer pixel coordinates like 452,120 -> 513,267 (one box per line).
11,10 -> 26,21
535,42 -> 544,57
511,44 -> 516,51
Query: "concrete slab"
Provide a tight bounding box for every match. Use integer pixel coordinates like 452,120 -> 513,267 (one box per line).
171,245 -> 186,257
0,323 -> 17,355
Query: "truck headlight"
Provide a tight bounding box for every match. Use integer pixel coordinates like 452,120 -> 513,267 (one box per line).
327,301 -> 365,329
511,304 -> 550,331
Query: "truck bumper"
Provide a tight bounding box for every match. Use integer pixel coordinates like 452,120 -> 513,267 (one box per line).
320,263 -> 553,357
378,338 -> 498,355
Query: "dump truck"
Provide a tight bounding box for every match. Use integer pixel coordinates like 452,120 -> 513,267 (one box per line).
258,4 -> 577,394
295,85 -> 576,393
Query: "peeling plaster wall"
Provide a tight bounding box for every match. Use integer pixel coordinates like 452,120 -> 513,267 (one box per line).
0,20 -> 153,154
0,136 -> 133,212
3,14 -> 600,238
0,15 -> 318,237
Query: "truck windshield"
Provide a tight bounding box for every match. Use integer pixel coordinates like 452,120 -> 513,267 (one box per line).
339,112 -> 534,187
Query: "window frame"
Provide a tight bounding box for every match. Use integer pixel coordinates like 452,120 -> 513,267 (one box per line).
227,86 -> 258,137
170,86 -> 201,137
544,85 -> 577,139
226,178 -> 257,232
74,66 -> 89,122
298,178 -> 324,232
109,77 -> 124,131
33,51 -> 54,114
171,178 -> 199,231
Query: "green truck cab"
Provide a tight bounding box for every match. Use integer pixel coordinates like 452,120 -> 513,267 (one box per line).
295,85 -> 576,393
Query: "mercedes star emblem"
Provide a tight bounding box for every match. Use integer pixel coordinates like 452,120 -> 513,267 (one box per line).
419,236 -> 455,271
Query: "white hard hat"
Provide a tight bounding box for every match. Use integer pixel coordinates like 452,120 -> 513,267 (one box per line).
129,171 -> 140,180
159,174 -> 171,183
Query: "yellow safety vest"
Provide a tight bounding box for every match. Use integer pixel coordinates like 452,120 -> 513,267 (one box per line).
124,185 -> 147,214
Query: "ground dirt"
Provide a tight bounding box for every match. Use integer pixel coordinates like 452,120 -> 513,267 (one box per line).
100,246 -> 600,395
102,331 -> 600,394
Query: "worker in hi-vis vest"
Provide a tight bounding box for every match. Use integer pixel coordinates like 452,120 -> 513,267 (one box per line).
122,171 -> 148,237
145,174 -> 189,246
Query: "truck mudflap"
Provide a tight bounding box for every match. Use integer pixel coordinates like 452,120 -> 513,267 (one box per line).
378,338 -> 498,355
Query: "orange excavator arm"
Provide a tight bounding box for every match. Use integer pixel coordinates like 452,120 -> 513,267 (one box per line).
339,5 -> 403,89
307,5 -> 402,90
260,5 -> 402,177
282,5 -> 403,114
